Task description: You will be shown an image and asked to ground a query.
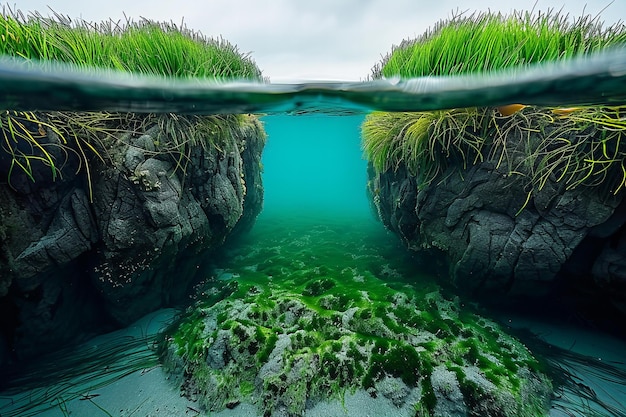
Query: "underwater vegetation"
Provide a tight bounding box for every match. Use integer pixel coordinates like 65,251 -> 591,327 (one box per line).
0,7 -> 264,198
0,331 -> 159,417
362,10 -> 626,200
512,328 -> 626,417
160,215 -> 553,417
363,106 -> 626,198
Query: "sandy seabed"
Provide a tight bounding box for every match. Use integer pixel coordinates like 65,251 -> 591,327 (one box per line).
1,308 -> 624,417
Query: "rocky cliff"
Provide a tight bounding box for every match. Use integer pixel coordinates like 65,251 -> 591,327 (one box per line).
366,108 -> 626,322
0,112 -> 265,361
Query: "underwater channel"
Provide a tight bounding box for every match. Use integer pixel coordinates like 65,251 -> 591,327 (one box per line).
261,114 -> 371,218
2,111 -> 626,417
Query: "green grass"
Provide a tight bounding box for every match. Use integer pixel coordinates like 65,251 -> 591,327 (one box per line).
0,6 -> 263,80
374,9 -> 626,79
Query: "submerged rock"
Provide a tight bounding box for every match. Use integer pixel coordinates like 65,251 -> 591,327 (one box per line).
0,112 -> 265,361
366,108 -> 626,318
160,219 -> 552,417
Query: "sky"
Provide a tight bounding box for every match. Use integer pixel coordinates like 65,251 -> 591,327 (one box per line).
6,0 -> 626,81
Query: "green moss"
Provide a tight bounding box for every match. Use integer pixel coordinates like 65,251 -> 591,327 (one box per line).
302,278 -> 336,296
358,308 -> 372,320
393,305 -> 424,328
421,377 -> 437,415
257,332 -> 278,363
449,365 -> 485,405
347,341 -> 366,362
364,342 -> 433,388
255,326 -> 267,344
240,381 -> 255,397
161,217 -> 552,416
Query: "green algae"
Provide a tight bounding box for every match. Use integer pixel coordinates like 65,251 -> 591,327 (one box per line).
160,214 -> 552,416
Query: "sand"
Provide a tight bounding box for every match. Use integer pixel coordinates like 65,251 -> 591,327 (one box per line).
1,309 -> 624,417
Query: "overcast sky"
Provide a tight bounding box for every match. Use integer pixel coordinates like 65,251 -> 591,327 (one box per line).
6,0 -> 626,81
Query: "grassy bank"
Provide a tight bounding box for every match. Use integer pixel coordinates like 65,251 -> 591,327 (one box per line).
0,6 -> 263,80
373,10 -> 626,79
0,7 -> 265,195
363,10 -> 626,198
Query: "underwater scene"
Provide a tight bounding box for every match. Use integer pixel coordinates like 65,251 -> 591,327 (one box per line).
1,6 -> 626,417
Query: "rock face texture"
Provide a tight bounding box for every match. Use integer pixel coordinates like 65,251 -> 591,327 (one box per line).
0,113 -> 265,361
367,122 -> 626,318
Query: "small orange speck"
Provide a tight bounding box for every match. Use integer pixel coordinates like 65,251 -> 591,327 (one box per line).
551,107 -> 581,116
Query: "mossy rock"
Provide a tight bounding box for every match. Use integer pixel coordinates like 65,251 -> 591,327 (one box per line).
160,219 -> 552,417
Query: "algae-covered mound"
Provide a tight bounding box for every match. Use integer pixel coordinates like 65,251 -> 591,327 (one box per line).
160,218 -> 552,417
362,10 -> 626,314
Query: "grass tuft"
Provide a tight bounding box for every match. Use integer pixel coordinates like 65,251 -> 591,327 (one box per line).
0,6 -> 264,80
373,9 -> 626,79
362,109 -> 486,187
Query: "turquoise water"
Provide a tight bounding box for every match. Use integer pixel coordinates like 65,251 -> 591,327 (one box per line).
261,114 -> 371,218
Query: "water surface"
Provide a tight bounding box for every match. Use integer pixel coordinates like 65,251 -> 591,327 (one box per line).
2,48 -> 626,113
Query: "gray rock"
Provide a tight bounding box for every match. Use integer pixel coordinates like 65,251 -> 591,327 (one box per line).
430,365 -> 468,417
257,334 -> 292,385
376,376 -> 411,408
0,113 -> 265,360
369,127 -> 625,313
15,188 -> 97,277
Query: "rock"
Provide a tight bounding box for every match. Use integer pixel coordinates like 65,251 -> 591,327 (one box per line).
162,227 -> 553,417
375,376 -> 412,408
0,113 -> 265,361
15,188 -> 97,277
368,117 -> 626,317
430,365 -> 468,417
589,231 -> 626,315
